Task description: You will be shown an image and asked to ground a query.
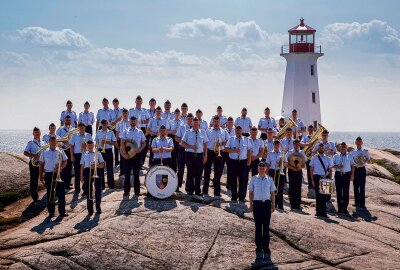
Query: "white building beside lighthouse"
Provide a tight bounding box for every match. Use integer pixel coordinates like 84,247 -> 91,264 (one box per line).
280,19 -> 323,128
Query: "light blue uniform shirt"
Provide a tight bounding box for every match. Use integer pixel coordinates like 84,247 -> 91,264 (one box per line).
80,151 -> 105,168
129,107 -> 150,128
147,109 -> 156,121
234,117 -> 252,134
224,128 -> 235,138
249,138 -> 264,158
42,134 -> 56,144
56,126 -> 74,148
78,111 -> 95,126
182,129 -> 208,153
148,117 -> 170,135
310,154 -> 333,176
292,118 -> 305,134
258,117 -> 277,134
280,137 -> 294,152
24,139 -> 42,159
176,124 -> 191,139
266,150 -> 283,170
95,130 -> 116,150
151,136 -> 174,159
248,174 -> 277,201
350,148 -> 371,168
109,108 -> 122,123
96,108 -> 112,122
199,120 -> 208,133
162,111 -> 174,121
121,127 -> 146,147
116,119 -> 130,135
168,118 -> 183,133
332,153 -> 354,173
205,127 -> 226,151
39,148 -> 68,172
180,114 -> 188,124
69,132 -> 92,154
301,134 -> 313,144
225,136 -> 252,160
312,141 -> 337,156
210,115 -> 227,127
60,110 -> 78,127
264,139 -> 275,155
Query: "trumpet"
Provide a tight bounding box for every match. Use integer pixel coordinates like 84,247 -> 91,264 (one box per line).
49,151 -> 63,204
89,144 -> 100,201
214,137 -> 222,157
80,137 -> 87,153
101,134 -> 107,154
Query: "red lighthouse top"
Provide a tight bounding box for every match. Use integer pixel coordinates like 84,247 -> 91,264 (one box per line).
287,18 -> 318,53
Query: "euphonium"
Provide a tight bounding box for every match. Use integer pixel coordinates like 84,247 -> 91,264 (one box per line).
303,123 -> 327,159
276,118 -> 298,140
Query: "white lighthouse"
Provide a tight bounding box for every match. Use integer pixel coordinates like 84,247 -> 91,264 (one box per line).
281,18 -> 323,128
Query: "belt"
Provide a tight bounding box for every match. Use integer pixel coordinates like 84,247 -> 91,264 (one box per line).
44,171 -> 54,173
253,199 -> 271,202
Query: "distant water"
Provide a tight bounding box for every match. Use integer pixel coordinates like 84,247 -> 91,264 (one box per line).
0,130 -> 399,154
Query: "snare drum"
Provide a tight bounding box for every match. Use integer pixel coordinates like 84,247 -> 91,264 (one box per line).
319,178 -> 335,195
145,165 -> 178,199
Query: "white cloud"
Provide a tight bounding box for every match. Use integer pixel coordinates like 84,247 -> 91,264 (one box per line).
12,26 -> 91,48
167,18 -> 285,45
319,19 -> 400,48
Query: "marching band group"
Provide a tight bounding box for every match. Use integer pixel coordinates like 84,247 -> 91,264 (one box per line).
23,95 -> 371,259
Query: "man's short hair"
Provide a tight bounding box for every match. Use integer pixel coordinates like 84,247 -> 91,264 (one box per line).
33,127 -> 40,132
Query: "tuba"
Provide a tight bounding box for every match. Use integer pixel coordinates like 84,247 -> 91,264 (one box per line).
31,129 -> 79,167
303,123 -> 327,159
276,118 -> 298,140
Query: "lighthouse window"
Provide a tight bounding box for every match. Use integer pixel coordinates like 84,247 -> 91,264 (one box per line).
313,121 -> 318,129
311,65 -> 315,76
312,92 -> 316,103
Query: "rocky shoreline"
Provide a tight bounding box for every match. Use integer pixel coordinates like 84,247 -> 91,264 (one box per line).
0,148 -> 399,269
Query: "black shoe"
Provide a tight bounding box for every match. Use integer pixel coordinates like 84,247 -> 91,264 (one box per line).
214,194 -> 221,197
231,198 -> 238,202
134,192 -> 140,196
239,198 -> 245,203
123,192 -> 130,197
88,211 -> 94,216
59,213 -> 69,217
48,213 -> 55,219
316,213 -> 328,218
96,209 -> 102,214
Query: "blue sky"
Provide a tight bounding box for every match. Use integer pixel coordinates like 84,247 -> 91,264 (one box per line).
1,0 -> 399,131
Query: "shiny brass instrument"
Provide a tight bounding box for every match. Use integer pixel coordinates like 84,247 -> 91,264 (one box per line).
101,134 -> 107,154
49,151 -> 63,204
288,152 -> 306,171
89,145 -> 100,201
31,129 -> 79,167
80,137 -> 87,153
214,137 -> 222,157
353,153 -> 368,167
303,123 -> 327,159
276,118 -> 298,139
125,139 -> 139,159
109,118 -> 121,131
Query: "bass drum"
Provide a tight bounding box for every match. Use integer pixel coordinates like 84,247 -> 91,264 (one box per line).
145,165 -> 178,199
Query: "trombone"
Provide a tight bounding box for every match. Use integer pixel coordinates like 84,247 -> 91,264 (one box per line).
49,151 -> 63,204
89,144 -> 100,201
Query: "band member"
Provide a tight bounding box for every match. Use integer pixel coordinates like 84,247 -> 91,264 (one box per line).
249,127 -> 265,176
203,116 -> 225,196
147,106 -> 169,166
175,113 -> 193,192
312,129 -> 336,157
223,116 -> 236,190
277,117 -> 285,132
180,103 -> 189,123
80,140 -> 105,215
266,140 -> 285,210
262,128 -> 275,162
280,127 -> 294,152
95,119 -> 117,189
248,162 -> 276,262
56,115 -> 73,189
162,100 -> 173,121
129,95 -> 150,166
78,101 -> 95,135
23,127 -> 42,203
225,126 -> 252,202
209,106 -> 227,128
96,98 -> 111,131
167,108 -> 182,172
235,108 -> 252,137
147,98 -> 157,119
151,125 -> 174,168
258,107 -> 277,140
120,116 -> 146,196
116,108 -> 130,176
42,123 -> 57,144
60,100 -> 78,128
110,98 -> 122,166
69,123 -> 92,195
350,137 -> 371,209
310,143 -> 333,218
284,139 -> 307,210
195,109 -> 208,133
39,137 -> 68,218
291,109 -> 305,139
300,125 -> 315,190
181,117 -> 208,195
332,142 -> 355,215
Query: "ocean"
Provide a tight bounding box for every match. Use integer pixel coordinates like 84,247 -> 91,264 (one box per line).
0,130 -> 399,154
